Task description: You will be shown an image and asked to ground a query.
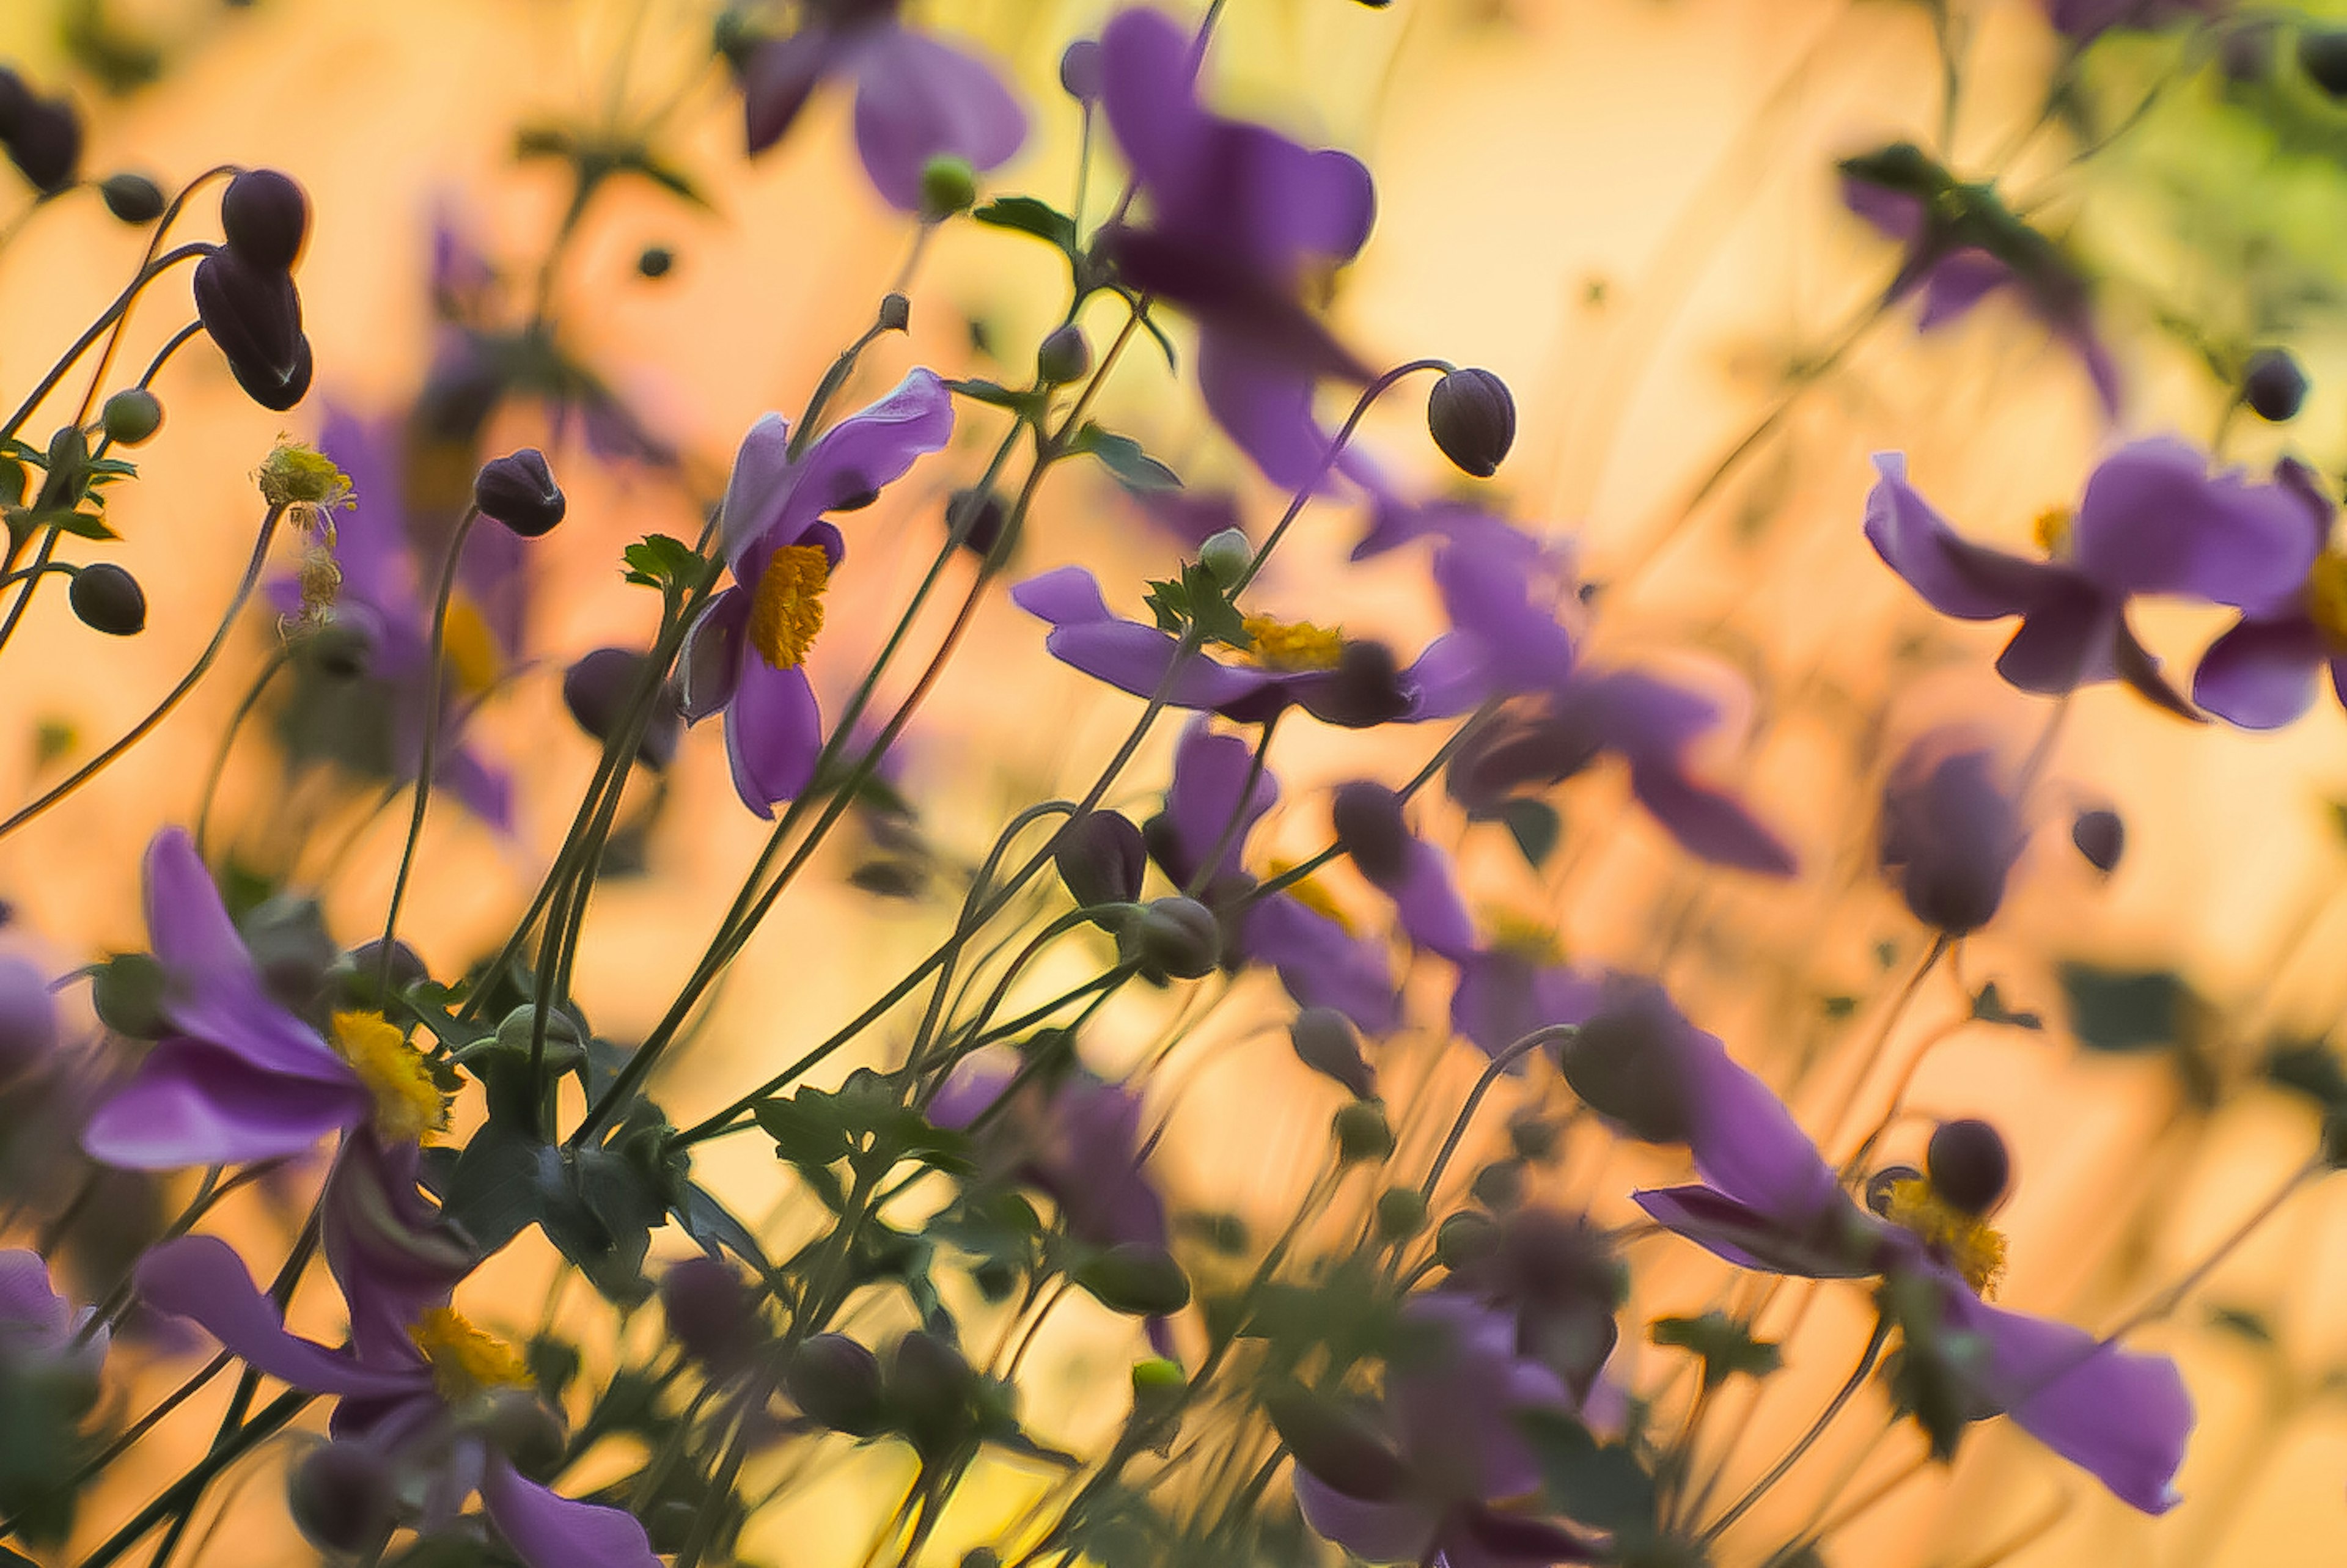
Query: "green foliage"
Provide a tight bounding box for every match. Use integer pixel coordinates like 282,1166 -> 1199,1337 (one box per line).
1649,1312 -> 1782,1391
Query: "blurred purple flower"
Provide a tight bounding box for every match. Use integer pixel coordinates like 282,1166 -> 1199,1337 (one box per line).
736,0 -> 1027,211
681,371 -> 953,816
1449,925 -> 1600,1063
322,1132 -> 476,1366
1097,6 -> 1375,489
1440,1210 -> 1623,1404
929,1061 -> 1168,1254
81,829 -> 446,1170
138,1236 -> 657,1568
1330,782 -> 1475,960
0,1248 -> 106,1384
1865,443 -> 2318,713
1878,732 -> 2027,935
2191,463 -> 2347,728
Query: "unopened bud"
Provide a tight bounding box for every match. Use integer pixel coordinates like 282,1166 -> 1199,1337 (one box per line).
1198,527 -> 1252,587
90,951 -> 167,1038
1304,640 -> 1414,729
919,156 -> 977,220
101,387 -> 163,445
1925,1118 -> 2010,1215
562,648 -> 681,769
786,1333 -> 885,1434
1426,367 -> 1515,478
878,291 -> 911,332
474,448 -> 565,538
0,955 -> 57,1085
491,1004 -> 586,1073
477,1388 -> 566,1475
342,939 -> 427,1007
945,487 -> 1008,557
2071,807 -> 2123,874
68,563 -> 145,636
98,172 -> 163,225
1471,1159 -> 1524,1211
1037,324 -> 1092,385
1290,1006 -> 1374,1098
1331,782 -> 1410,887
7,97 -> 80,194
1434,1209 -> 1500,1269
1559,998 -> 1695,1144
219,168 -> 310,271
1059,39 -> 1104,103
194,250 -> 303,392
2243,348 -> 2308,422
661,1257 -> 761,1370
230,331 -> 313,412
287,1442 -> 395,1556
1332,1101 -> 1394,1164
886,1331 -> 974,1454
1260,1385 -> 1410,1501
1072,1243 -> 1192,1316
636,245 -> 674,279
1374,1185 -> 1428,1240
1054,810 -> 1145,911
1130,1355 -> 1186,1418
2303,28 -> 2347,97
1131,896 -> 1219,980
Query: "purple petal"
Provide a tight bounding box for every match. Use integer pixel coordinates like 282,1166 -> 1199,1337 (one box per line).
1045,621 -> 1273,710
1450,954 -> 1600,1063
1011,566 -> 1118,626
1841,178 -> 1923,244
1293,1471 -> 1438,1565
1680,1031 -> 1848,1225
323,1134 -> 476,1366
1198,331 -> 1338,493
742,31 -> 838,155
1864,455 -> 2070,621
1915,251 -> 2011,329
1244,896 -> 1397,1033
83,1039 -> 365,1170
1994,591 -> 2114,694
724,659 -> 824,818
1432,539 -> 1576,695
436,744 -> 513,835
719,415 -> 795,571
1162,719 -> 1279,883
1390,841 -> 1475,961
2192,615 -> 2326,730
680,587 -> 749,721
1400,634 -> 1490,720
2068,438 -> 2322,608
134,1236 -> 425,1398
1633,1185 -> 1884,1279
769,369 -> 957,546
850,27 -> 1029,212
1623,763 -> 1797,875
0,1250 -> 70,1343
1098,9 -> 1210,202
479,1456 -> 661,1568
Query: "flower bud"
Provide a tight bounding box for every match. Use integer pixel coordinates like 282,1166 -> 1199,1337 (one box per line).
1375,1185 -> 1428,1240
243,896 -> 338,1015
886,1331 -> 974,1454
1054,809 -> 1145,911
68,563 -> 145,636
1471,1159 -> 1524,1211
919,156 -> 978,220
1130,896 -> 1220,980
2243,348 -> 2308,422
1198,527 -> 1252,588
1037,324 -> 1092,386
341,939 -> 427,1007
2302,28 -> 2347,97
1925,1118 -> 2010,1215
6,97 -> 80,194
1260,1384 -> 1410,1501
786,1333 -> 885,1435
1302,640 -> 1414,729
98,172 -> 163,225
562,648 -> 682,769
661,1256 -> 760,1371
0,955 -> 57,1085
232,331 -> 312,412
101,387 -> 163,445
1878,738 -> 2022,936
287,1442 -> 395,1556
636,245 -> 674,279
1332,1101 -> 1394,1163
878,291 -> 911,332
478,1388 -> 567,1475
1331,782 -> 1410,887
2071,807 -> 2123,874
474,448 -> 565,537
1059,38 -> 1104,103
1426,367 -> 1515,478
90,951 -> 167,1038
1129,1356 -> 1186,1418
490,1005 -> 586,1074
945,486 -> 1008,557
1071,1243 -> 1192,1316
219,168 -> 310,271
1435,1209 -> 1500,1269
194,250 -> 304,390
1289,1006 -> 1374,1098
1559,994 -> 1697,1144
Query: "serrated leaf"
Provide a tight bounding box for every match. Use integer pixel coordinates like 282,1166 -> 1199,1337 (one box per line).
1650,1312 -> 1781,1391
1070,423 -> 1181,491
972,196 -> 1079,252
622,532 -> 702,592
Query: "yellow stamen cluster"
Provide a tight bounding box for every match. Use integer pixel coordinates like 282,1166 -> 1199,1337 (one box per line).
257,441 -> 356,533
2305,551 -> 2347,649
330,1011 -> 450,1145
1240,614 -> 1345,672
1268,859 -> 1354,934
748,543 -> 831,670
439,595 -> 501,698
2030,506 -> 2073,558
1484,909 -> 1565,966
410,1306 -> 533,1404
1881,1176 -> 2007,1297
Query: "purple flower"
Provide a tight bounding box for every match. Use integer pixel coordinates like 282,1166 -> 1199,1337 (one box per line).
137,1236 -> 658,1568
1097,7 -> 1375,489
81,829 -> 449,1170
1012,564 -> 1433,730
1330,782 -> 1475,960
1865,444 -> 2318,711
322,1132 -> 477,1366
1625,1038 -> 2191,1512
1439,1210 -> 1623,1404
1878,731 -> 2027,935
0,1248 -> 106,1385
929,1061 -> 1169,1254
1150,720 -> 1398,1031
1449,925 -> 1601,1064
680,371 -> 954,816
0,950 -> 57,1086
736,0 -> 1027,211
2191,463 -> 2347,728
1289,1295 -> 1602,1568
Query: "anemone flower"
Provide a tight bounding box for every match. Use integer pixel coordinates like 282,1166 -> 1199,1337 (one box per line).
1864,443 -> 2317,711
1329,781 -> 1475,961
681,370 -> 954,816
81,829 -> 447,1171
1877,731 -> 2027,936
928,1061 -> 1169,1255
137,1237 -> 657,1568
0,1248 -> 106,1382
1096,6 -> 1375,489
1449,921 -> 1601,1064
735,0 -> 1027,211
2190,461 -> 2347,728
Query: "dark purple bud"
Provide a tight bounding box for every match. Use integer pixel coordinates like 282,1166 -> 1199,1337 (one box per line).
1925,1119 -> 2010,1215
786,1333 -> 885,1435
68,563 -> 145,636
886,1331 -> 974,1454
1059,38 -> 1103,103
6,96 -> 80,194
342,939 -> 427,1007
474,448 -> 565,537
1427,367 -> 1515,478
1054,810 -> 1146,910
562,648 -> 681,769
877,291 -> 911,332
740,34 -> 825,153
1559,993 -> 1695,1145
287,1443 -> 395,1556
1374,1185 -> 1428,1239
98,172 -> 163,225
231,331 -> 312,412
1037,324 -> 1092,386
219,169 -> 309,271
1332,1101 -> 1394,1163
2302,28 -> 2347,97
1878,737 -> 2022,936
2243,348 -> 2308,422
1331,782 -> 1410,887
1260,1385 -> 1410,1501
946,486 -> 1008,557
2071,807 -> 2124,873
1131,896 -> 1220,980
1070,1243 -> 1191,1316
194,249 -> 303,387
0,954 -> 57,1085
1301,640 -> 1413,729
661,1256 -> 760,1371
1290,1006 -> 1375,1098
636,244 -> 674,279
0,70 -> 26,139
101,387 -> 163,445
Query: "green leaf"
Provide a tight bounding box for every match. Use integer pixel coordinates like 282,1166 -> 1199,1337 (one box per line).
1493,798 -> 1561,868
2058,962 -> 2187,1053
1519,1409 -> 1658,1534
1650,1312 -> 1782,1391
2208,1305 -> 2275,1344
944,378 -> 1048,420
972,196 -> 1079,252
1970,981 -> 2043,1030
1070,423 -> 1181,491
622,532 -> 703,593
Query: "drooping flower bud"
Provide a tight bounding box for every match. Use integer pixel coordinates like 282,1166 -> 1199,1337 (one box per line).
1130,896 -> 1220,980
786,1333 -> 885,1435
2302,28 -> 2347,97
562,648 -> 682,769
67,563 -> 145,636
1331,782 -> 1410,887
473,448 -> 565,537
230,331 -> 313,412
1558,987 -> 1697,1144
1260,1384 -> 1411,1501
1054,810 -> 1146,912
1290,1006 -> 1375,1097
661,1256 -> 761,1371
1435,1210 -> 1500,1269
98,172 -> 163,225
1332,1101 -> 1394,1164
194,249 -> 304,397
1037,324 -> 1092,386
1426,367 -> 1516,478
0,955 -> 57,1085
2071,807 -> 2123,874
6,96 -> 80,194
1059,39 -> 1104,103
919,156 -> 978,220
2242,348 -> 2308,422
1878,734 -> 2023,936
219,168 -> 310,271
1925,1118 -> 2010,1215
1071,1243 -> 1192,1316
101,387 -> 163,445
287,1442 -> 396,1556
885,1331 -> 975,1456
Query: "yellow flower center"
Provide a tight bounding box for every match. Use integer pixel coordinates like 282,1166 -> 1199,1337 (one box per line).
1269,859 -> 1354,932
2030,506 -> 2072,557
748,543 -> 831,670
1240,614 -> 1345,672
330,1011 -> 450,1145
2305,551 -> 2347,650
257,442 -> 356,535
1881,1176 -> 2007,1297
439,594 -> 500,698
1485,909 -> 1565,966
409,1306 -> 533,1403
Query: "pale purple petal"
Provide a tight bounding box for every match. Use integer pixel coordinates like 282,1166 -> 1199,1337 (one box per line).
1680,1030 -> 1846,1225
1012,565 -> 1118,626
1198,331 -> 1336,493
1244,896 -> 1396,1033
719,414 -> 795,570
725,658 -> 824,818
1293,1472 -> 1438,1565
2068,439 -> 2321,608
83,1039 -> 366,1169
1401,634 -> 1489,720
1994,590 -> 2114,693
1864,455 -> 2069,621
1045,621 -> 1274,710
850,29 -> 1028,213
742,31 -> 839,156
1390,841 -> 1475,961
134,1236 -> 425,1399
1162,720 -> 1279,884
766,369 -> 957,549
1842,178 -> 1923,244
1098,9 -> 1210,202
2192,615 -> 2324,730
1623,763 -> 1798,875
1633,1185 -> 1884,1280
323,1134 -> 474,1366
436,744 -> 513,835
1451,954 -> 1600,1062
479,1456 -> 661,1568
1915,251 -> 2011,329
680,587 -> 749,721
